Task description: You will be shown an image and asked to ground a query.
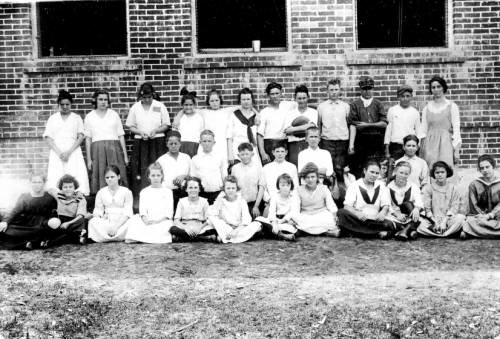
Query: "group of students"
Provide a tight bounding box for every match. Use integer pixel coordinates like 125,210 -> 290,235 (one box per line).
0,75 -> 499,250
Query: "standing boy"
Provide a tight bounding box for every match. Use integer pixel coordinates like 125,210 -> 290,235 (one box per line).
298,126 -> 334,178
231,142 -> 265,217
348,76 -> 387,178
384,85 -> 421,161
317,78 -> 350,174
190,130 -> 227,204
258,82 -> 295,163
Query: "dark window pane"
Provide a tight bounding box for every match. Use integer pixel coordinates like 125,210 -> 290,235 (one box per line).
357,0 -> 446,49
401,0 -> 446,47
38,0 -> 127,57
197,0 -> 287,50
357,0 -> 399,48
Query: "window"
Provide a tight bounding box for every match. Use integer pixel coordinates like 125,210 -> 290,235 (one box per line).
357,0 -> 446,49
195,0 -> 288,52
36,0 -> 127,57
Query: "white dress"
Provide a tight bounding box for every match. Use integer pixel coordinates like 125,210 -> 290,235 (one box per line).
255,191 -> 299,234
44,112 -> 89,195
88,186 -> 133,242
207,193 -> 262,243
125,186 -> 174,243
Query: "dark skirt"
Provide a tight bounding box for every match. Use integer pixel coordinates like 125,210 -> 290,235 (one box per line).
90,140 -> 128,194
0,221 -> 47,250
130,137 -> 167,197
45,215 -> 86,246
337,208 -> 393,237
180,141 -> 199,158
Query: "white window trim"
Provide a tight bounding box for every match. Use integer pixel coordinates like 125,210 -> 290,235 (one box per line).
191,0 -> 292,56
31,0 -> 131,61
353,0 -> 454,52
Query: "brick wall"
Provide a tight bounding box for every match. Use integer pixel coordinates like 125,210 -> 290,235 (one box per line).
0,0 -> 499,181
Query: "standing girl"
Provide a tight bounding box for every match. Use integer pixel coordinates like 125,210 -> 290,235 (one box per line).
44,90 -> 89,195
84,89 -> 128,194
256,173 -> 299,241
176,88 -> 204,157
226,88 -> 261,166
88,165 -> 133,242
170,176 -> 214,241
208,176 -> 262,243
417,161 -> 465,237
395,135 -> 429,188
420,76 -> 462,168
293,162 -> 340,236
126,83 -> 170,197
386,161 -> 423,241
125,163 -> 174,244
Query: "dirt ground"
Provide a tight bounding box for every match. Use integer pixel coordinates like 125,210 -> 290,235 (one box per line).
1,236 -> 499,338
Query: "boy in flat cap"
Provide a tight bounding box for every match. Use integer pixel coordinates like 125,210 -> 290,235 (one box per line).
347,76 -> 387,178
384,85 -> 421,161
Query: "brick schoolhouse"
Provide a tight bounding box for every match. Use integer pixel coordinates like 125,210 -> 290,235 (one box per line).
0,0 -> 499,182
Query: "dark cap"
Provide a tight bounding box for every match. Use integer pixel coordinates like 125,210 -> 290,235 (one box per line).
397,85 -> 413,97
359,76 -> 375,89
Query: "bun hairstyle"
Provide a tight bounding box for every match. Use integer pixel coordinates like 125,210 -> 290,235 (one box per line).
180,86 -> 197,105
57,89 -> 74,104
137,82 -> 156,100
91,89 -> 111,108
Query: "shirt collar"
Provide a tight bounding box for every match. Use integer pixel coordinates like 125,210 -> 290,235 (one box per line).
360,96 -> 373,108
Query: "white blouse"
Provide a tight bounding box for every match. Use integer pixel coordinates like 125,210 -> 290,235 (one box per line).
126,99 -> 170,139
139,186 -> 174,220
84,109 -> 125,142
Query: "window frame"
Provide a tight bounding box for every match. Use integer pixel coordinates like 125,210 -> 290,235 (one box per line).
354,0 -> 454,51
31,0 -> 131,60
191,0 -> 292,55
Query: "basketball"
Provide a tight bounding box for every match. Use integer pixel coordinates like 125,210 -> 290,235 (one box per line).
289,115 -> 310,138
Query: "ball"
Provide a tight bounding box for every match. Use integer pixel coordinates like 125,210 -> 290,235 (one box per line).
47,217 -> 61,229
290,116 -> 310,138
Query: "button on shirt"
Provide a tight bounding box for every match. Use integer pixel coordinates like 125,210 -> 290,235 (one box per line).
156,152 -> 192,190
317,99 -> 350,141
348,98 -> 387,135
126,100 -> 170,139
258,101 -> 296,140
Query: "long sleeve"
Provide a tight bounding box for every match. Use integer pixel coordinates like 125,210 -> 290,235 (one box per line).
324,186 -> 338,214
240,198 -> 252,226
93,190 -> 105,217
412,185 -> 424,210
268,195 -> 277,221
166,190 -> 174,219
138,189 -> 148,217
343,184 -> 357,208
419,106 -> 428,139
447,186 -> 461,215
468,182 -> 484,215
76,198 -> 88,217
414,109 -> 422,141
420,161 -> 430,187
422,184 -> 433,214
384,109 -> 393,144
123,188 -> 134,218
324,151 -> 334,177
4,194 -> 27,224
284,195 -> 300,221
450,101 -> 462,148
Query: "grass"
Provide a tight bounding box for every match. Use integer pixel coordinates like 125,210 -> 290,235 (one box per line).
0,237 -> 499,338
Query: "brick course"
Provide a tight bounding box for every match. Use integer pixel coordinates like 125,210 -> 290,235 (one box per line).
0,1 -> 499,180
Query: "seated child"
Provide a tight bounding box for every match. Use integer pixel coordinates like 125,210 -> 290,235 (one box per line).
417,161 -> 465,237
170,176 -> 214,241
125,163 -> 174,244
190,129 -> 227,204
386,161 -> 423,241
50,174 -> 88,246
208,176 -> 262,243
255,173 -> 299,241
231,142 -> 265,217
292,162 -> 340,236
88,165 -> 133,243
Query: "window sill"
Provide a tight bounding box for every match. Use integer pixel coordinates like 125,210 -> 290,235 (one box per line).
23,57 -> 142,74
184,53 -> 302,69
345,49 -> 466,66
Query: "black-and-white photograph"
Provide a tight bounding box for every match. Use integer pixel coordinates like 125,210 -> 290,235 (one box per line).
0,0 -> 499,337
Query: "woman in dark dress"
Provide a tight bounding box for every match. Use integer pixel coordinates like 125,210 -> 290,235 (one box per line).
0,174 -> 58,250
